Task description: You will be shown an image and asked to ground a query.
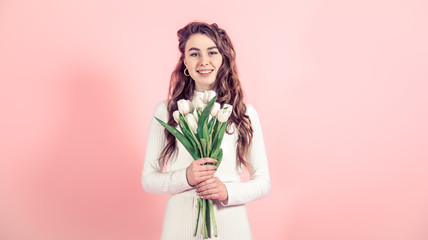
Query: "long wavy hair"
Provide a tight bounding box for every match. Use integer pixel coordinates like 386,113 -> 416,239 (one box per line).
159,21 -> 253,170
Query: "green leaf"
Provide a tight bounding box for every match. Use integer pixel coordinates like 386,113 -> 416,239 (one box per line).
203,124 -> 209,139
207,117 -> 215,133
179,124 -> 198,153
210,119 -> 220,145
215,149 -> 223,167
203,124 -> 210,155
210,122 -> 227,157
216,122 -> 227,146
200,139 -> 207,157
210,148 -> 220,159
178,114 -> 193,135
197,96 -> 216,139
155,117 -> 199,160
179,114 -> 204,157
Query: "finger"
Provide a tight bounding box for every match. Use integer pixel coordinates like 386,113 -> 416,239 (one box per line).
195,175 -> 214,185
199,188 -> 223,199
200,193 -> 219,200
192,166 -> 216,174
198,170 -> 216,177
199,184 -> 226,200
192,170 -> 216,179
198,181 -> 221,193
199,165 -> 217,171
198,187 -> 218,196
198,186 -> 217,195
192,164 -> 216,173
191,168 -> 215,177
192,170 -> 215,181
197,177 -> 217,187
195,157 -> 218,165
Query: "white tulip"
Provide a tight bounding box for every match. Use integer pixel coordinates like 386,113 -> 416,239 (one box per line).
192,109 -> 199,121
192,97 -> 206,111
217,108 -> 232,123
186,113 -> 198,133
203,90 -> 217,104
173,110 -> 180,123
210,102 -> 221,117
177,99 -> 194,115
222,104 -> 233,114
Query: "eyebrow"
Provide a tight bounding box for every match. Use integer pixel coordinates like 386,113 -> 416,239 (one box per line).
188,46 -> 218,52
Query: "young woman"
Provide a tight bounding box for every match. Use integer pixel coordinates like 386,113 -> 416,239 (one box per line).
142,21 -> 271,239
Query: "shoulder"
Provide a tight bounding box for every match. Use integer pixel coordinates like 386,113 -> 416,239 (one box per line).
152,100 -> 168,120
245,103 -> 260,121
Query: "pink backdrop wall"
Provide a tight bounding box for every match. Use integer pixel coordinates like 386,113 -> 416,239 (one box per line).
1,0 -> 427,239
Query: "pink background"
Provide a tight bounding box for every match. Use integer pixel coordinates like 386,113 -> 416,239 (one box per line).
1,0 -> 428,239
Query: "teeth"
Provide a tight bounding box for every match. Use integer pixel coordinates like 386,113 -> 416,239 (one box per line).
198,70 -> 212,74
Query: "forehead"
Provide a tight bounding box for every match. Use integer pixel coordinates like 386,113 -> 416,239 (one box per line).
185,33 -> 217,51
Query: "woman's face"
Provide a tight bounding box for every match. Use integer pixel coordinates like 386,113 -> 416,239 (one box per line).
183,33 -> 223,91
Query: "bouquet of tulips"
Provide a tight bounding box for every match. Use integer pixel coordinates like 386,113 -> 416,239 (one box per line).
155,90 -> 232,239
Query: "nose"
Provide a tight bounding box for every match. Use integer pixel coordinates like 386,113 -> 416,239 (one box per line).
199,54 -> 209,66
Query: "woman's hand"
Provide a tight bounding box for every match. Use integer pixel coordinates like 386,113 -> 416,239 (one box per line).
197,177 -> 228,202
186,158 -> 218,186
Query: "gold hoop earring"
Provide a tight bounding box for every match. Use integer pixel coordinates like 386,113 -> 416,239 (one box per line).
184,68 -> 190,77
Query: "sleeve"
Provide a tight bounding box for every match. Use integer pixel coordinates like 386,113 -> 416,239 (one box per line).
222,104 -> 271,206
141,101 -> 193,195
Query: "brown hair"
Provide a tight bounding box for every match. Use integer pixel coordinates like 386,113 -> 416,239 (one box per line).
159,21 -> 253,170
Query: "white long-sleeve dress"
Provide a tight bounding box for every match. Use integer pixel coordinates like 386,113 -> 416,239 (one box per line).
142,92 -> 271,240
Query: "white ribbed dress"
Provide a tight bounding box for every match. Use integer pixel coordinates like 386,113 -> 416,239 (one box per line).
142,92 -> 271,240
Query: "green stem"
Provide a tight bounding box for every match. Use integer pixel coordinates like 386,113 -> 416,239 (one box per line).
202,199 -> 207,238
206,199 -> 211,238
209,200 -> 218,237
194,198 -> 202,236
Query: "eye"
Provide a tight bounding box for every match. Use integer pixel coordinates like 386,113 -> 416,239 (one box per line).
190,52 -> 199,57
209,51 -> 218,55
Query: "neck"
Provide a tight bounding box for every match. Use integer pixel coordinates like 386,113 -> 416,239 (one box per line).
195,84 -> 214,92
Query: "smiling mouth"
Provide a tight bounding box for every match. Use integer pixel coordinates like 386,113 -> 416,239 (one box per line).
197,69 -> 214,74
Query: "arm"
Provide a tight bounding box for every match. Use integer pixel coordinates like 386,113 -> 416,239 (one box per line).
222,104 -> 271,206
141,101 -> 193,195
